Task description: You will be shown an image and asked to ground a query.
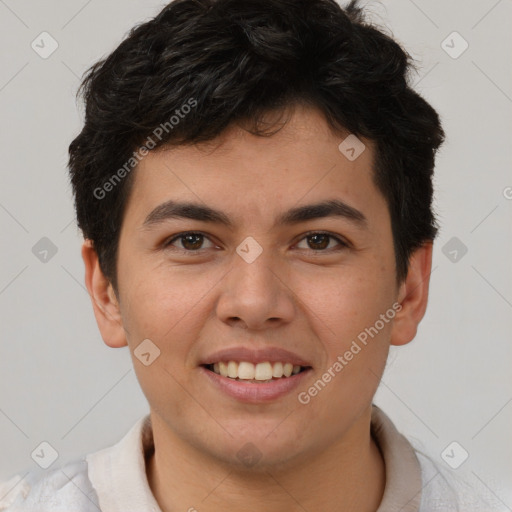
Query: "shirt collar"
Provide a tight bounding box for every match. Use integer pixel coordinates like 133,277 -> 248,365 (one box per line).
86,414 -> 160,512
87,404 -> 423,512
371,404 -> 423,511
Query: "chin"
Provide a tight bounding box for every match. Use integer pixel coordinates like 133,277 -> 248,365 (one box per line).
199,423 -> 311,471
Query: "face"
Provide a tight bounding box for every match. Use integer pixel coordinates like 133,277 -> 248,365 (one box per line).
85,104 -> 429,470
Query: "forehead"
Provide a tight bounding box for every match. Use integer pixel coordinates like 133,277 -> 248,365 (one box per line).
123,105 -> 385,229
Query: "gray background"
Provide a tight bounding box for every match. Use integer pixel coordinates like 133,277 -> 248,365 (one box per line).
0,0 -> 511,506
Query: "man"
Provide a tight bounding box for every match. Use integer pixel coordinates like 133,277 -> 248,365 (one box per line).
0,0 -> 501,510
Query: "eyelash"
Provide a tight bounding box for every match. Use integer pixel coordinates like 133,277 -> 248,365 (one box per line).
162,231 -> 349,254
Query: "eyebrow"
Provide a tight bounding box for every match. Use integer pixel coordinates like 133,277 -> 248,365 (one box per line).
142,198 -> 367,230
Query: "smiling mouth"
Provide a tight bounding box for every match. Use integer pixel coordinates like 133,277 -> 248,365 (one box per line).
202,361 -> 311,383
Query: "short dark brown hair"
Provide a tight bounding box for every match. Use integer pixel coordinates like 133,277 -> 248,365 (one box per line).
68,0 -> 445,292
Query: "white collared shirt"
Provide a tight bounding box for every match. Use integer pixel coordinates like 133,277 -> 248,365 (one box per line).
0,405 -> 503,511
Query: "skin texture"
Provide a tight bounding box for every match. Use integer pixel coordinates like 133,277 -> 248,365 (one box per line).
82,104 -> 433,512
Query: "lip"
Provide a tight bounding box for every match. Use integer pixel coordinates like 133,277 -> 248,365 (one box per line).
200,365 -> 312,403
199,346 -> 312,367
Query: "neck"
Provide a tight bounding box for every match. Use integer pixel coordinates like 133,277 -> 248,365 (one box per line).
146,407 -> 385,512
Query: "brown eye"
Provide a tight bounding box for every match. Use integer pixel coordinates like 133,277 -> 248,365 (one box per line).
307,234 -> 330,250
295,232 -> 347,251
164,232 -> 214,251
180,234 -> 204,250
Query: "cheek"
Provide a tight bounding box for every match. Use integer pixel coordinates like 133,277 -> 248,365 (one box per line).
303,266 -> 393,336
306,267 -> 396,385
118,263 -> 212,419
303,272 -> 394,411
118,259 -> 216,348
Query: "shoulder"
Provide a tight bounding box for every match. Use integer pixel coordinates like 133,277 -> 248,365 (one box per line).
0,458 -> 100,511
411,439 -> 506,512
370,405 -> 507,512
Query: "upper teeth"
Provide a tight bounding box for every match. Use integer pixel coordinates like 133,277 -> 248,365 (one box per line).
212,361 -> 302,380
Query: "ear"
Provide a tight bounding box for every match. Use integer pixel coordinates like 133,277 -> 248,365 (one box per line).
81,239 -> 128,348
390,242 -> 433,347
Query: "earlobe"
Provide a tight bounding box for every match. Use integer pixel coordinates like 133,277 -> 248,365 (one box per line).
81,240 -> 128,348
390,242 -> 433,347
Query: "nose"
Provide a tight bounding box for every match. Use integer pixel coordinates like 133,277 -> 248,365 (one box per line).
215,245 -> 296,331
